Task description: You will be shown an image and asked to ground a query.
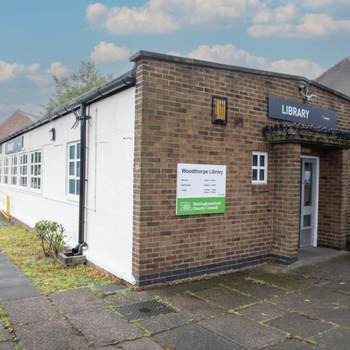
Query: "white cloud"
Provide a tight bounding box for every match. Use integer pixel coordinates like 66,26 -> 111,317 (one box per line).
268,59 -> 324,78
0,103 -> 42,116
27,62 -> 70,87
170,44 -> 324,79
248,12 -> 350,41
252,4 -> 300,24
86,0 -> 265,35
174,44 -> 269,70
90,42 -> 130,63
0,61 -> 40,82
289,0 -> 350,18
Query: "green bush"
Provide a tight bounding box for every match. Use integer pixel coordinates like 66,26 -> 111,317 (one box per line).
33,220 -> 70,257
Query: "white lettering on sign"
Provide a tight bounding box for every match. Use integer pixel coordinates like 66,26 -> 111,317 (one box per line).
282,105 -> 310,119
6,143 -> 14,152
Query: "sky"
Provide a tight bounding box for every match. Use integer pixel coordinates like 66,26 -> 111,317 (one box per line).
0,0 -> 349,122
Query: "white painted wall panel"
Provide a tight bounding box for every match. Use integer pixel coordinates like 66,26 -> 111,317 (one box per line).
0,87 -> 135,283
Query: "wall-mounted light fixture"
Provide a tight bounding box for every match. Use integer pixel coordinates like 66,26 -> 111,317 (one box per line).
211,96 -> 227,125
299,85 -> 317,102
49,128 -> 55,141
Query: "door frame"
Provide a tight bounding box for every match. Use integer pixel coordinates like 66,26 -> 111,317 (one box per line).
300,156 -> 319,248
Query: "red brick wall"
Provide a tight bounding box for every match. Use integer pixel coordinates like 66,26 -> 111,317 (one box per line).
131,55 -> 350,286
0,111 -> 29,139
271,143 -> 301,262
318,148 -> 348,249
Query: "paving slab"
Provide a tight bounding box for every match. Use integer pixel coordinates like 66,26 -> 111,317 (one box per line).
317,307 -> 350,328
199,313 -> 286,349
98,337 -> 164,349
265,312 -> 334,338
0,267 -> 23,279
237,302 -> 289,322
285,253 -> 350,281
0,282 -> 42,301
138,313 -> 189,334
253,273 -> 314,292
0,276 -> 36,289
323,281 -> 350,293
275,293 -> 335,316
298,286 -> 348,304
0,341 -> 15,350
0,322 -> 11,342
311,327 -> 350,350
195,286 -> 254,311
14,318 -> 90,350
164,294 -> 224,321
153,323 -> 244,350
93,283 -> 126,296
69,309 -> 144,347
222,279 -> 286,300
104,290 -> 163,307
49,287 -> 108,315
2,296 -> 61,325
262,338 -> 323,349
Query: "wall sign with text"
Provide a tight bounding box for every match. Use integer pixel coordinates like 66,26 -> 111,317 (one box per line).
176,163 -> 226,216
268,97 -> 337,128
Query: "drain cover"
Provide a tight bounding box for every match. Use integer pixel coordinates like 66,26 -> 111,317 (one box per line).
115,300 -> 174,321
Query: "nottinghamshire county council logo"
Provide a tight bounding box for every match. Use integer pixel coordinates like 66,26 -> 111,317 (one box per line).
180,202 -> 192,211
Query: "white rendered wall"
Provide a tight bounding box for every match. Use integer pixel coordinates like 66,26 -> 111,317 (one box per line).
0,87 -> 136,283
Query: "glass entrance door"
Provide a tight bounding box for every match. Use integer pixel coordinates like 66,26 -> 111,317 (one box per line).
300,158 -> 318,248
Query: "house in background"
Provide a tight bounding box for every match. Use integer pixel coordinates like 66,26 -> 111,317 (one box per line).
0,110 -> 38,139
314,57 -> 350,98
0,51 -> 350,288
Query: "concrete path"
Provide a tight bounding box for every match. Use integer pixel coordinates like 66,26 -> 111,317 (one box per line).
0,237 -> 349,349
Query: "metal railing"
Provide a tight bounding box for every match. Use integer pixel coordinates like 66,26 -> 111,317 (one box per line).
0,190 -> 10,221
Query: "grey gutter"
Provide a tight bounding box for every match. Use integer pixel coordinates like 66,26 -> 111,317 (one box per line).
130,50 -> 350,103
0,65 -> 137,144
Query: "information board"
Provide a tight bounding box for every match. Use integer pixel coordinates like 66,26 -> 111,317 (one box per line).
176,163 -> 226,216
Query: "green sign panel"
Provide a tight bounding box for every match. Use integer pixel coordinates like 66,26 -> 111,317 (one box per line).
176,164 -> 226,216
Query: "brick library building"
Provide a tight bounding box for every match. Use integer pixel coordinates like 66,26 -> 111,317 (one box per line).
0,51 -> 350,287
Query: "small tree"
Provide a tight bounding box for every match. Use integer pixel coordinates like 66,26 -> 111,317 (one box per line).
43,61 -> 113,114
34,220 -> 70,257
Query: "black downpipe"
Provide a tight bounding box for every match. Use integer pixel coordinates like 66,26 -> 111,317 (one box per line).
72,103 -> 88,255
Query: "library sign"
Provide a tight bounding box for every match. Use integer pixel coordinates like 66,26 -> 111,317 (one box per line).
176,163 -> 226,216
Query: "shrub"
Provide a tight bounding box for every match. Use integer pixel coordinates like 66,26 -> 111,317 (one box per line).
33,220 -> 70,257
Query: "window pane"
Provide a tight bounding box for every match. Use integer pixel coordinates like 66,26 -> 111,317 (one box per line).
252,169 -> 257,181
76,180 -> 80,195
69,179 -> 75,194
69,162 -> 75,176
76,161 -> 80,177
70,145 -> 75,160
37,178 -> 41,189
303,215 -> 311,227
260,155 -> 265,167
252,155 -> 258,166
259,169 -> 265,181
77,144 -> 81,159
37,165 -> 41,175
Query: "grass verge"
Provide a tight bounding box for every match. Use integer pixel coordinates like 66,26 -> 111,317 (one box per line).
0,224 -> 119,294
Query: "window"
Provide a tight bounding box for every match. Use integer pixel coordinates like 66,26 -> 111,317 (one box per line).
3,158 -> 9,184
19,154 -> 28,187
10,156 -> 17,185
68,142 -> 80,195
30,151 -> 41,189
0,159 -> 2,183
252,152 -> 267,184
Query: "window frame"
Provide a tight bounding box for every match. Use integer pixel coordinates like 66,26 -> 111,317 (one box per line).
3,158 -> 9,185
19,153 -> 28,188
252,151 -> 268,185
29,150 -> 42,191
67,141 -> 81,198
10,155 -> 18,186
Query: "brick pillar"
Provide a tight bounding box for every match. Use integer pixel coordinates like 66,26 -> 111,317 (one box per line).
318,148 -> 348,250
271,143 -> 301,264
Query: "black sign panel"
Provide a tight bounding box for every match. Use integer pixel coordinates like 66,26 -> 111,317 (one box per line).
268,97 -> 337,128
5,136 -> 23,155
